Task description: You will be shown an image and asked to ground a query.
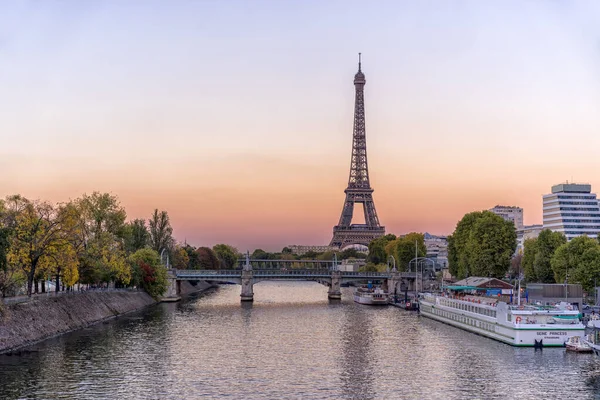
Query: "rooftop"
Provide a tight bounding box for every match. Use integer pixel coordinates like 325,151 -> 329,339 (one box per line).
551,183 -> 591,194
453,277 -> 514,289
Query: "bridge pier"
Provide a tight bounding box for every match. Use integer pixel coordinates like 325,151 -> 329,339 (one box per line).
385,271 -> 401,302
328,271 -> 342,300
162,269 -> 181,302
241,270 -> 254,302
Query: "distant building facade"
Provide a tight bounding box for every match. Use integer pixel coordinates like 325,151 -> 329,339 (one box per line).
489,205 -> 524,230
543,183 -> 600,240
516,224 -> 544,254
424,233 -> 448,270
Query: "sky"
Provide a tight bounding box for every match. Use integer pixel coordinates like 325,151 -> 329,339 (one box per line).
1,1 -> 600,251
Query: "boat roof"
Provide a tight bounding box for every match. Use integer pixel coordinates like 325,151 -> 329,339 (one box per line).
445,285 -> 487,291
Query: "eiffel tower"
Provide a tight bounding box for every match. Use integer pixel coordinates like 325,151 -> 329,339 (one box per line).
330,54 -> 385,249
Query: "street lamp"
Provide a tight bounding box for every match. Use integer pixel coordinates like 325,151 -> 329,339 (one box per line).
387,255 -> 396,272
160,248 -> 170,269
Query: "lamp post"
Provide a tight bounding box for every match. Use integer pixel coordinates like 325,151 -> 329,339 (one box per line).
387,255 -> 396,272
160,248 -> 170,269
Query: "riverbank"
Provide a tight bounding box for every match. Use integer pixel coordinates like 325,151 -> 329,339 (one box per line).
0,281 -> 213,354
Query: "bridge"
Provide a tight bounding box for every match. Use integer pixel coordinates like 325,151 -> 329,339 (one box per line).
164,258 -> 419,302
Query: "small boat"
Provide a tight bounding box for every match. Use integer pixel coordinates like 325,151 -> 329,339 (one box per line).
565,336 -> 592,353
354,286 -> 389,305
391,296 -> 419,311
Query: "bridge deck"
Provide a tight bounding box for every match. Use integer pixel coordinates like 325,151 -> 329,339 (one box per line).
175,269 -> 416,281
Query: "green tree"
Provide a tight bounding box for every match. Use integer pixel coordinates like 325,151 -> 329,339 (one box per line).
75,193 -> 128,286
251,249 -> 269,259
148,209 -> 174,254
213,244 -> 239,269
551,235 -> 600,291
339,248 -> 367,260
128,248 -> 167,299
183,244 -> 202,269
521,238 -> 537,282
522,238 -> 537,281
448,211 -> 517,279
367,236 -> 393,265
123,219 -> 149,253
386,233 -> 426,272
532,230 -> 566,283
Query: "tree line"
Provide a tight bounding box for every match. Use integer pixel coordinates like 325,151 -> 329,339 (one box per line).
447,209 -> 600,293
366,233 -> 428,272
0,192 -> 238,299
523,231 -> 600,292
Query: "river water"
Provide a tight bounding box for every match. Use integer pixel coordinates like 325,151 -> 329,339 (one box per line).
1,281 -> 600,399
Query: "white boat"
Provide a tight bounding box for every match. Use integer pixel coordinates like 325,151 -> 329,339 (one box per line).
419,291 -> 585,347
566,335 -> 592,353
583,328 -> 600,356
354,287 -> 389,305
587,313 -> 600,329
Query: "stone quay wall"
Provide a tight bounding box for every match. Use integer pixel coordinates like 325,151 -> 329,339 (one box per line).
0,280 -> 214,354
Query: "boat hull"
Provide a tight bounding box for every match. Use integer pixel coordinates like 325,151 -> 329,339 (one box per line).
353,294 -> 388,305
420,298 -> 584,347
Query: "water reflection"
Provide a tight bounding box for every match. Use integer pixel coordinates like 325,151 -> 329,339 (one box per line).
2,282 -> 600,399
340,303 -> 375,400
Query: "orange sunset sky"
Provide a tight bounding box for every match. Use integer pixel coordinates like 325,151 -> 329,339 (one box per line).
2,2 -> 600,251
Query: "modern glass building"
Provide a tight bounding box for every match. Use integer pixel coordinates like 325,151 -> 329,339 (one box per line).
542,183 -> 600,240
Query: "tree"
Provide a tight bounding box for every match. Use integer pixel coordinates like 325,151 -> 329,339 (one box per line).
123,219 -> 149,253
533,230 -> 566,283
522,238 -> 537,281
551,235 -> 600,291
448,211 -> 483,278
196,247 -> 220,269
75,193 -> 128,286
367,236 -> 393,265
172,245 -> 190,269
6,196 -> 79,296
251,249 -> 269,259
385,233 -> 426,272
128,248 -> 167,299
184,244 -> 202,269
509,254 -> 522,280
148,209 -> 174,254
213,244 -> 238,269
448,211 -> 517,279
339,248 -> 366,260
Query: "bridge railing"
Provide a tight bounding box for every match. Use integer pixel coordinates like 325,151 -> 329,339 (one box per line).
235,259 -> 368,269
174,269 -> 394,279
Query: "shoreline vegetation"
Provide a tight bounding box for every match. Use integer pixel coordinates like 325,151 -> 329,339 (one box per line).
0,192 -> 241,302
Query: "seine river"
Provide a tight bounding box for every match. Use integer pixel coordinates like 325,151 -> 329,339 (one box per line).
2,281 -> 600,399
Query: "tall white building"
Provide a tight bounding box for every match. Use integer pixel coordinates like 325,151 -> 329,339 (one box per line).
543,183 -> 600,240
489,205 -> 524,230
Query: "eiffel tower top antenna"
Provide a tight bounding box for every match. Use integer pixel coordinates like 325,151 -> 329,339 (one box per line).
358,52 -> 361,72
